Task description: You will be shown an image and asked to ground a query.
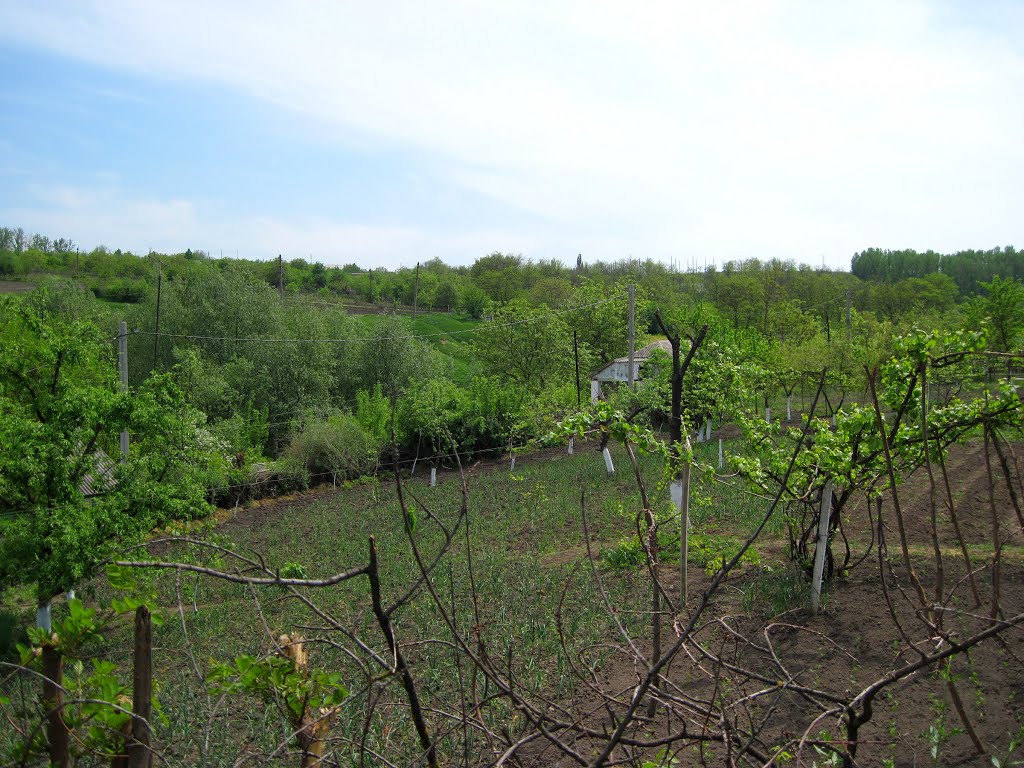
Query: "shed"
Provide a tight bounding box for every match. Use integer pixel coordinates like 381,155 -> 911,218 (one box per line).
590,340 -> 672,403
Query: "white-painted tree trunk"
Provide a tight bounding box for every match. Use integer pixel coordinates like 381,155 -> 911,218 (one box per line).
590,379 -> 601,405
510,456 -> 516,470
718,437 -> 724,470
765,407 -> 772,424
36,601 -> 52,632
786,396 -> 792,421
567,437 -> 574,455
810,480 -> 834,613
430,467 -> 437,487
706,417 -> 712,441
832,414 -> 837,428
66,589 -> 75,601
603,447 -> 614,474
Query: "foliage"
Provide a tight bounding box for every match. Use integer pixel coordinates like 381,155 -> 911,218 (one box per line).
0,298 -> 211,601
283,411 -> 379,480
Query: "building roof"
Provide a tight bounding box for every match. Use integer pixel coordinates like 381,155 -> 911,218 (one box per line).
591,339 -> 672,380
79,446 -> 118,497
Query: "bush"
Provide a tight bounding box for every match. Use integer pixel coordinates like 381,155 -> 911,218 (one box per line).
284,412 -> 377,481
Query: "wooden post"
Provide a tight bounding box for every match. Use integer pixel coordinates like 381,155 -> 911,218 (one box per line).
128,606 -> 153,768
118,321 -> 129,461
412,262 -> 420,319
573,330 -> 581,407
42,645 -> 70,768
277,255 -> 284,300
810,480 -> 834,613
627,284 -> 635,390
151,268 -> 162,371
845,289 -> 852,344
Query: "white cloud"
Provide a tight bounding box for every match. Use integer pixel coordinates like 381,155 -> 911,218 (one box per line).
1,1 -> 1022,266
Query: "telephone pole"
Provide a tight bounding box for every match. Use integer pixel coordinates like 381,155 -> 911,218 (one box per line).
412,262 -> 420,319
277,255 -> 284,301
152,267 -> 162,371
845,290 -> 852,343
118,321 -> 129,462
627,283 -> 636,390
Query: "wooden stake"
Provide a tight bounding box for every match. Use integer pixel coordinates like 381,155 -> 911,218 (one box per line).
128,606 -> 153,768
42,645 -> 69,768
810,480 -> 834,613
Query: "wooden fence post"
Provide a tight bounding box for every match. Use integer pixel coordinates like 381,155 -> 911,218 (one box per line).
42,645 -> 70,768
127,605 -> 153,768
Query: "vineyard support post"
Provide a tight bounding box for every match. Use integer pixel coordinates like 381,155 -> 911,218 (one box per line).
811,479 -> 834,613
567,437 -> 574,455
718,437 -> 724,469
603,447 -> 614,474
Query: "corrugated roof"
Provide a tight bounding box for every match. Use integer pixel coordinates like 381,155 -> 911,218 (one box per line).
79,447 -> 118,497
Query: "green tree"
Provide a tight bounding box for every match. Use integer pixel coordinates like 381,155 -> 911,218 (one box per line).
0,298 -> 210,617
966,275 -> 1024,353
473,300 -> 580,392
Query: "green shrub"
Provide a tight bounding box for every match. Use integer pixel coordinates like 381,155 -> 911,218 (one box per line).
284,412 -> 377,481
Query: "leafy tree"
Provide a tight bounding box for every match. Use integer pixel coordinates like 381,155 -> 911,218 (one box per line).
966,275 -> 1024,353
0,298 -> 210,611
473,300 -> 581,392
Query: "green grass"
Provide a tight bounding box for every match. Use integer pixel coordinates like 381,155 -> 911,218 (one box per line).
1,438 -> 779,765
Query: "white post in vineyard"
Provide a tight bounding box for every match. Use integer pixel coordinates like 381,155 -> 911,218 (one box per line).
718,437 -> 724,470
567,437 -> 574,455
765,406 -> 772,425
810,479 -> 834,613
603,447 -> 614,474
430,467 -> 437,487
706,417 -> 712,441
672,442 -> 693,608
786,395 -> 792,422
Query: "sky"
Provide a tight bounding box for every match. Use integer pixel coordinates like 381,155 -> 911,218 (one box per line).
1,2 -> 1022,271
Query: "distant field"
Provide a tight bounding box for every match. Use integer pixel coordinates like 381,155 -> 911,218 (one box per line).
0,280 -> 34,294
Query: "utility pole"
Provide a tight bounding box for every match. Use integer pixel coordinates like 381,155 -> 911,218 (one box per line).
845,290 -> 852,344
412,261 -> 420,319
627,283 -> 636,390
573,330 -> 581,407
152,267 -> 162,371
277,255 -> 284,301
118,321 -> 129,462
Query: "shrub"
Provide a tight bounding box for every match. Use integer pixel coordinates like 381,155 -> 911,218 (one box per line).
284,412 -> 377,481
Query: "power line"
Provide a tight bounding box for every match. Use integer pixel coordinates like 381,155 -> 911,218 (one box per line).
129,295 -> 627,345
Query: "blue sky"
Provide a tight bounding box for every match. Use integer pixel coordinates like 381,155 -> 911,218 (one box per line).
1,2 -> 1022,270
